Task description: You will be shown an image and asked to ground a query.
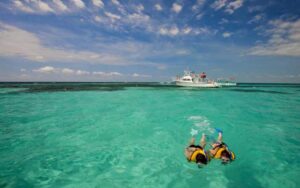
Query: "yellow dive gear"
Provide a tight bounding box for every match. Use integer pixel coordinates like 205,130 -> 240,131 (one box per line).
213,145 -> 235,160
190,149 -> 206,162
214,147 -> 226,159
230,151 -> 236,160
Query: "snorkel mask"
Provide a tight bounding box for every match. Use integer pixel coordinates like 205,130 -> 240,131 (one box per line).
221,158 -> 230,165
221,150 -> 235,165
195,153 -> 207,168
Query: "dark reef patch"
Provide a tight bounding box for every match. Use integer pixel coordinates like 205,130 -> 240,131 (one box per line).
0,82 -> 175,93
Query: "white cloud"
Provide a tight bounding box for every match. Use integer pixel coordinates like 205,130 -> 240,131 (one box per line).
93,71 -> 150,78
132,73 -> 151,78
33,66 -> 56,73
14,67 -> 158,81
109,0 -> 126,15
93,71 -> 122,76
183,27 -> 192,34
196,13 -> 204,20
36,0 -> 54,13
176,49 -> 190,55
135,4 -> 144,13
111,0 -> 121,6
172,3 -> 182,13
159,26 -> 180,36
94,15 -> 102,22
127,13 -> 150,24
13,0 -> 34,13
193,27 -> 211,35
158,25 -> 212,36
248,19 -> 300,56
222,32 -> 232,38
71,0 -> 85,9
0,22 -> 191,73
225,0 -> 243,14
159,28 -> 168,35
61,68 -> 74,75
33,66 -> 90,75
192,0 -> 206,11
210,0 -> 227,10
219,18 -> 229,24
0,22 -> 128,65
169,26 -> 180,35
13,0 -> 87,14
13,0 -> 71,14
248,14 -> 263,24
104,12 -> 121,20
53,0 -> 68,12
289,32 -> 300,41
109,72 -> 122,76
76,70 -> 90,75
211,0 -> 243,14
92,0 -> 104,8
154,4 -> 162,11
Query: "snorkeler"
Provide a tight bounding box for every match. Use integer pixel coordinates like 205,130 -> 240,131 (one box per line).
209,128 -> 236,164
184,133 -> 211,167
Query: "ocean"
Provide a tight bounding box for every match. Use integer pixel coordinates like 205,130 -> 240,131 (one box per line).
0,83 -> 299,188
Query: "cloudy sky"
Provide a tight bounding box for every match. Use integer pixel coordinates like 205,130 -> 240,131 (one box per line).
0,0 -> 300,82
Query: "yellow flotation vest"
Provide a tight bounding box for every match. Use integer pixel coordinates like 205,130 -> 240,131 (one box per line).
190,149 -> 207,162
213,146 -> 235,160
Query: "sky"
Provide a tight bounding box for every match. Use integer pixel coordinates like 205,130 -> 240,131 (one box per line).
0,0 -> 300,82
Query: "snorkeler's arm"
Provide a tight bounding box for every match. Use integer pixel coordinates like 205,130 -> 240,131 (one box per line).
200,133 -> 206,148
185,138 -> 196,159
217,132 -> 223,143
188,137 -> 195,146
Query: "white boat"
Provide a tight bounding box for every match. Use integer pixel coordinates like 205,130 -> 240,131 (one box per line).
175,70 -> 220,88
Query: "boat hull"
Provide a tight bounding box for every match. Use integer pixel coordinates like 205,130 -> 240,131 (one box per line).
175,81 -> 220,88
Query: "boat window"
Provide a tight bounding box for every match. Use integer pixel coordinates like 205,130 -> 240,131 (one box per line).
183,78 -> 191,81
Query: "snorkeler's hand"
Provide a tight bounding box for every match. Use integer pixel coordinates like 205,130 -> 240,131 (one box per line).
215,128 -> 223,133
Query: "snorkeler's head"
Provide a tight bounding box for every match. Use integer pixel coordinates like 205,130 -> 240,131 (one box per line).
196,153 -> 207,166
220,150 -> 231,164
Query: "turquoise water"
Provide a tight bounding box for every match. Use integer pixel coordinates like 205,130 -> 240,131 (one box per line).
0,84 -> 300,188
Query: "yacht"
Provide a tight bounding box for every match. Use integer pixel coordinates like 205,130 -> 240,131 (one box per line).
175,70 -> 220,88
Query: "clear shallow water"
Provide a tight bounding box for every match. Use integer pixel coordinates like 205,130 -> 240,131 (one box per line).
0,84 -> 300,188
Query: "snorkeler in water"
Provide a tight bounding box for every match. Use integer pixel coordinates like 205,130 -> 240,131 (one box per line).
184,133 -> 211,167
209,128 -> 236,164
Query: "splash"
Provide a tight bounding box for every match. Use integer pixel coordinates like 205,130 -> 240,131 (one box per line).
190,128 -> 198,136
188,116 -> 205,121
188,115 -> 215,136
